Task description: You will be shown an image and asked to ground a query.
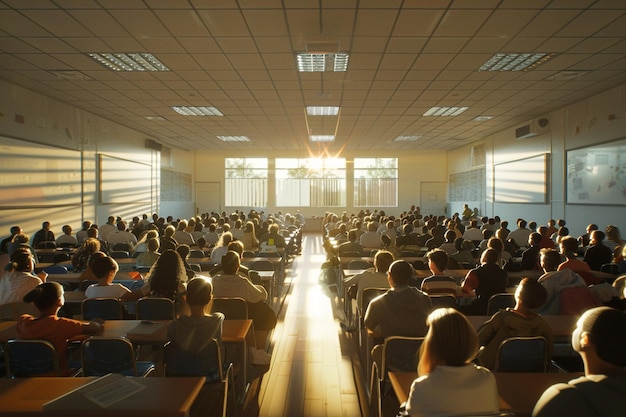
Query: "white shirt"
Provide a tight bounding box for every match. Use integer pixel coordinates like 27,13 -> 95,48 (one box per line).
0,271 -> 43,304
85,283 -> 130,299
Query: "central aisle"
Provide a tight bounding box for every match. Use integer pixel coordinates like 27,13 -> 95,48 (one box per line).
257,234 -> 362,417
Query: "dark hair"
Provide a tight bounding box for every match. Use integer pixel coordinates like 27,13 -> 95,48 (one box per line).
10,249 -> 34,271
176,244 -> 190,259
186,277 -> 212,307
481,248 -> 499,265
87,251 -> 107,269
529,232 -> 542,245
560,236 -> 579,254
517,278 -> 547,309
580,307 -> 626,367
388,260 -> 413,286
540,249 -> 561,270
148,250 -> 185,299
373,250 -> 394,273
221,251 -> 241,274
23,282 -> 63,311
426,249 -> 448,272
91,256 -> 119,279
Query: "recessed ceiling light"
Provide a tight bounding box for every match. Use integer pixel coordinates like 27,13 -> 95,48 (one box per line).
478,53 -> 553,72
88,53 -> 169,72
49,70 -> 92,81
393,135 -> 421,142
297,53 -> 349,72
145,116 -> 167,121
423,107 -> 468,117
217,136 -> 251,142
473,116 -> 494,121
306,106 -> 340,116
309,135 -> 335,142
171,106 -> 223,116
547,70 -> 589,81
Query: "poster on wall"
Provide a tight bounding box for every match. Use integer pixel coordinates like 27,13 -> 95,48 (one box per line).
566,137 -> 626,205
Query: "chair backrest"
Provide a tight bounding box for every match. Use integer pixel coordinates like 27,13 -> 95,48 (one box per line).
164,337 -> 225,381
359,287 -> 387,315
81,337 -> 138,376
81,298 -> 124,320
348,260 -> 373,270
559,286 -> 601,316
110,250 -> 130,259
487,293 -> 516,315
242,251 -> 257,258
428,294 -> 457,310
137,297 -> 176,320
112,243 -> 131,252
494,336 -> 548,372
381,336 -> 424,377
211,297 -> 248,320
43,264 -> 69,275
249,260 -> 274,271
189,249 -> 206,258
5,339 -> 61,377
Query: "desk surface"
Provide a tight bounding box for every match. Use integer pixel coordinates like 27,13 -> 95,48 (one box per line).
388,371 -> 582,417
0,376 -> 204,417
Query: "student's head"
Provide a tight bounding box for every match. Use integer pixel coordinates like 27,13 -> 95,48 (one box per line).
480,248 -> 499,265
87,227 -> 99,239
559,236 -> 579,255
426,249 -> 448,273
87,251 -> 107,270
605,225 -> 622,241
221,251 -> 241,274
176,244 -> 190,260
185,277 -> 213,307
444,230 -> 455,243
528,232 -> 542,247
147,237 -> 160,252
540,249 -> 561,271
373,250 -> 394,273
91,256 -> 119,281
515,278 -> 548,310
590,230 -> 605,245
82,237 -> 101,254
227,240 -> 244,256
23,282 -> 63,311
487,237 -> 504,253
380,234 -> 392,248
572,307 -> 626,369
418,308 -> 479,376
387,260 -> 413,287
62,225 -> 72,235
586,224 -> 598,234
10,249 -> 35,272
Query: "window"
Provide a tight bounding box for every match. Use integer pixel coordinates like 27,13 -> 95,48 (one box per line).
354,158 -> 398,207
225,158 -> 268,207
276,158 -> 346,207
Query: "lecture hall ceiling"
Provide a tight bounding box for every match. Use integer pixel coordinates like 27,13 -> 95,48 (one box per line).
0,0 -> 625,152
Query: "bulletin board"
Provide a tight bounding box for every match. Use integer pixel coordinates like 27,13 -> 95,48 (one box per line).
448,167 -> 485,202
99,154 -> 152,204
566,137 -> 626,205
161,169 -> 192,202
0,135 -> 82,208
494,154 -> 548,203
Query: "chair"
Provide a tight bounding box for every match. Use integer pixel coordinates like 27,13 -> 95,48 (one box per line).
429,294 -> 457,309
494,336 -> 549,372
189,249 -> 205,258
559,286 -> 601,316
110,250 -> 130,259
601,263 -> 619,274
164,338 -> 234,417
211,297 -> 248,320
487,293 -> 515,315
136,297 -> 176,320
369,361 -> 382,417
242,251 -> 257,258
112,243 -> 131,252
5,339 -> 61,377
358,287 -> 388,350
42,264 -> 69,275
81,337 -> 155,377
380,336 -> 423,379
81,298 -> 124,320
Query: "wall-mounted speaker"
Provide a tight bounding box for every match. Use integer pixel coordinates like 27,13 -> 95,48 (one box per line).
145,138 -> 163,151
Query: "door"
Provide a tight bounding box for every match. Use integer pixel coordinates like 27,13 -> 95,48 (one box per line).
195,182 -> 221,215
420,182 -> 447,216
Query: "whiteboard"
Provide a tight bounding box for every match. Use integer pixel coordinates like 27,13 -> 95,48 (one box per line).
0,136 -> 82,208
566,137 -> 626,205
99,154 -> 152,204
494,154 -> 548,203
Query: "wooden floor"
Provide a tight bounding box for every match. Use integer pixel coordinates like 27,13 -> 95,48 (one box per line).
255,234 -> 364,417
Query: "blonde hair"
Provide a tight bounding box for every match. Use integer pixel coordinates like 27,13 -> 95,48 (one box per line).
418,308 -> 479,376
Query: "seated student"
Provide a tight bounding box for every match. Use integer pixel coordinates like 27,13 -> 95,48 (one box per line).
343,249 -> 394,311
420,249 -> 458,296
438,230 -> 457,256
136,237 -> 160,268
477,278 -> 553,370
78,251 -> 106,284
521,232 -> 543,270
337,230 -> 364,256
211,251 -> 276,365
165,277 -> 224,375
583,230 -> 613,271
175,244 -> 196,280
461,248 -> 507,315
17,282 -> 103,372
405,308 -> 499,417
538,249 -> 588,315
84,256 -> 132,301
55,224 -> 78,248
558,236 -> 597,285
209,240 -> 250,278
533,307 -> 626,417
71,237 -> 101,272
450,238 -> 476,267
0,249 -> 46,305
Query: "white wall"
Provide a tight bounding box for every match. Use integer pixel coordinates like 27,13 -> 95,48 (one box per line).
447,82 -> 626,238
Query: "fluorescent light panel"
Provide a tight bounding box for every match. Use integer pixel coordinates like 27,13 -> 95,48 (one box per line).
393,135 -> 421,142
473,116 -> 494,121
171,106 -> 223,116
423,107 -> 468,117
88,53 -> 169,72
309,135 -> 335,142
217,136 -> 251,142
297,53 -> 349,72
479,53 -> 552,72
306,106 -> 340,116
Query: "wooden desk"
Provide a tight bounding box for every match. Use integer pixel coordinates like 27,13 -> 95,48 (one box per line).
0,376 -> 204,417
388,371 -> 582,417
221,319 -> 253,404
